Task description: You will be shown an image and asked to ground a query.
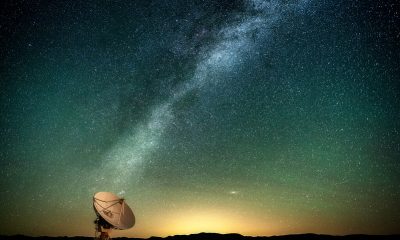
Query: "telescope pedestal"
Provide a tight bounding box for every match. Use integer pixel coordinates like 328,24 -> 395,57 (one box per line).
95,217 -> 112,240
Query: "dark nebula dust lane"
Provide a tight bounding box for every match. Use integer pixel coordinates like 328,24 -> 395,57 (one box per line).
1,0 -> 399,237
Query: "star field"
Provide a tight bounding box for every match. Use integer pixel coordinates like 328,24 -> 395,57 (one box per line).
0,0 -> 399,237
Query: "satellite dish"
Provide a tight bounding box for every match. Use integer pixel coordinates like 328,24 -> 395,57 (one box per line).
93,192 -> 135,240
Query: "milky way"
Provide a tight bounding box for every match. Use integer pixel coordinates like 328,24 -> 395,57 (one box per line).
1,0 -> 399,237
101,0 -> 312,191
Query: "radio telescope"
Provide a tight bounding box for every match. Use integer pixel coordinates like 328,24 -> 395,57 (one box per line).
93,192 -> 135,240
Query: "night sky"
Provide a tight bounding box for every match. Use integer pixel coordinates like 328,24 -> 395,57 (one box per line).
1,0 -> 399,238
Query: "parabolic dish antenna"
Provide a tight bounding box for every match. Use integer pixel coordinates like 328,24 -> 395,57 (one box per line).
93,192 -> 135,240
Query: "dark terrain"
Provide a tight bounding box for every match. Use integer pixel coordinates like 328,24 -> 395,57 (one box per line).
1,233 -> 399,240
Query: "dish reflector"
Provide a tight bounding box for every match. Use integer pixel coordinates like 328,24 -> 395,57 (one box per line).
93,192 -> 135,230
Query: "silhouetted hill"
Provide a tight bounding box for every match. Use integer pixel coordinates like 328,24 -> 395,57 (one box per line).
1,233 -> 399,240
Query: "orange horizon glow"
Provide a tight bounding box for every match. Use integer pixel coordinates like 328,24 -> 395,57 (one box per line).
116,207 -> 339,238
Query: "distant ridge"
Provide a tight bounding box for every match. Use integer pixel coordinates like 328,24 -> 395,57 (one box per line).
1,233 -> 399,240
